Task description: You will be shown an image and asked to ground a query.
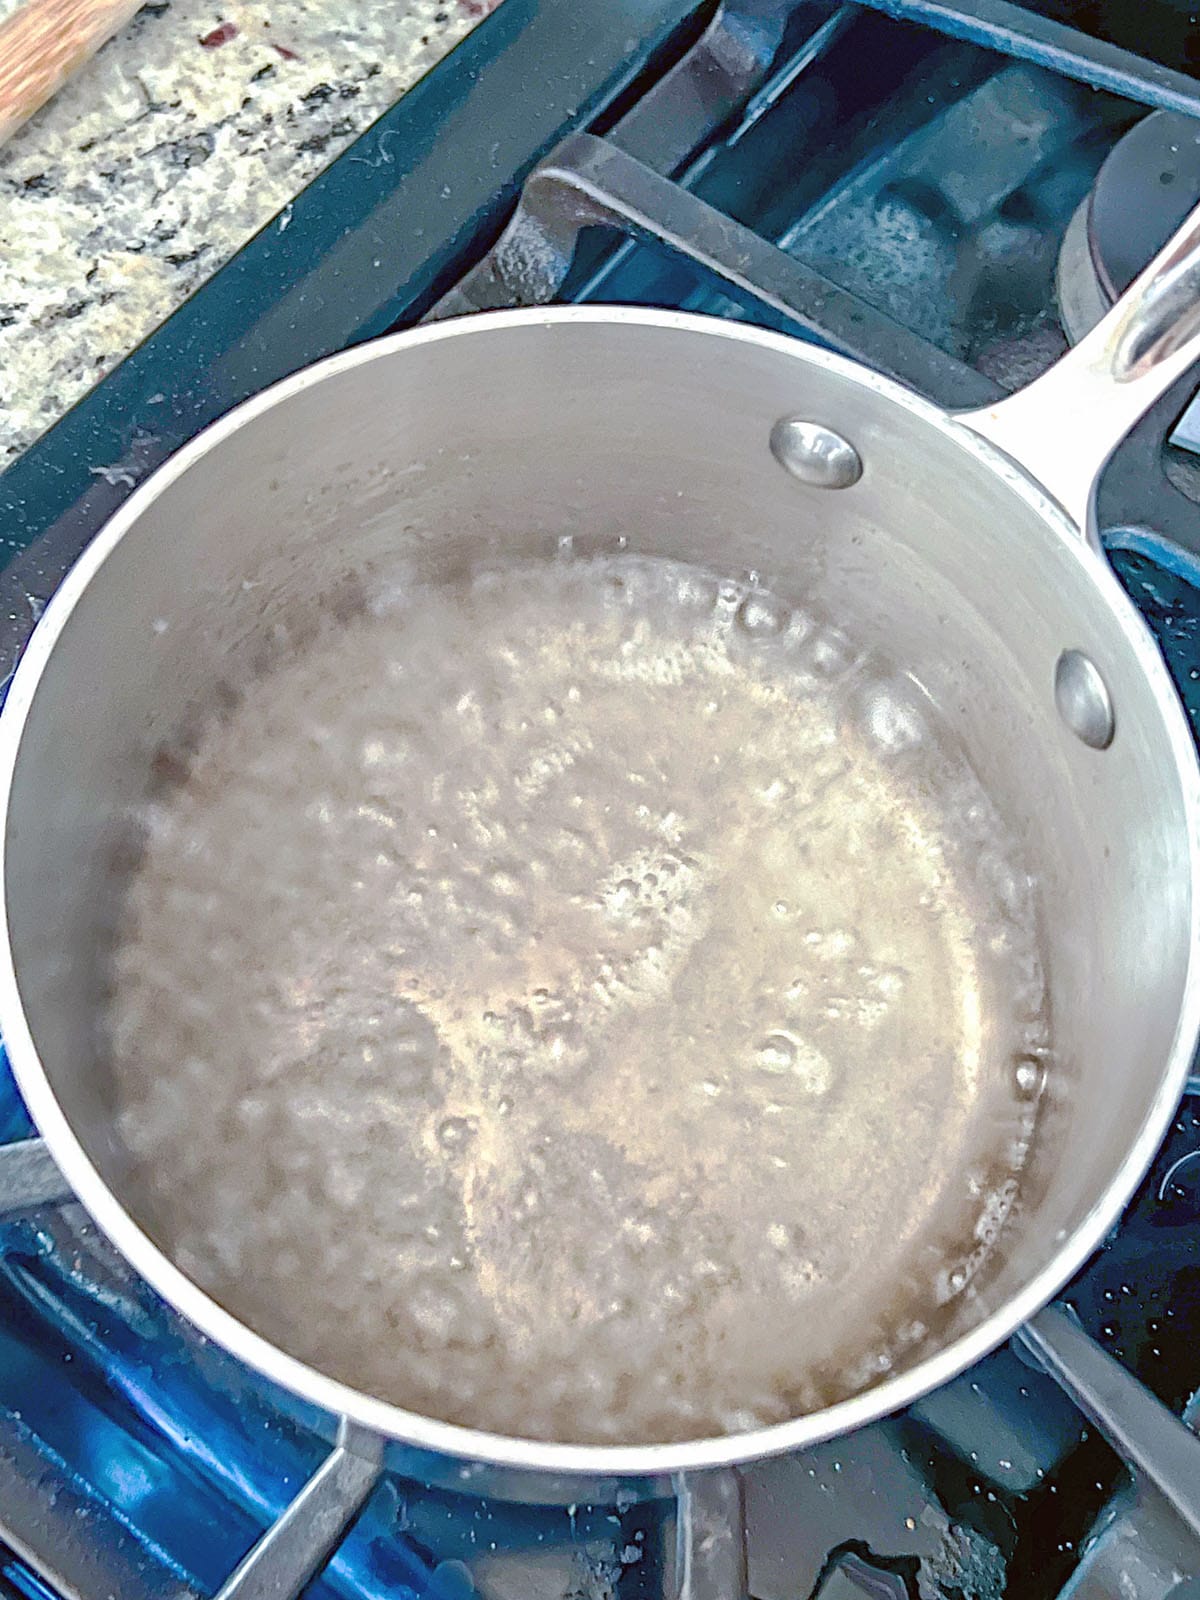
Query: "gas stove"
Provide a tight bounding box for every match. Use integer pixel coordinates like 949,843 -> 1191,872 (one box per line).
3,2 -> 1200,1596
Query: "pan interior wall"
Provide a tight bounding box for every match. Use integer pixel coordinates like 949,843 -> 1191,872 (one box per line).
4,315 -> 1192,1444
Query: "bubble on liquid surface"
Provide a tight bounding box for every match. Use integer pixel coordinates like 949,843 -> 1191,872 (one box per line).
942,1265 -> 970,1299
755,1033 -> 797,1073
735,594 -> 789,639
105,551 -> 1050,1447
1014,1056 -> 1044,1097
858,679 -> 927,755
754,1031 -> 832,1095
808,627 -> 858,678
437,1115 -> 477,1152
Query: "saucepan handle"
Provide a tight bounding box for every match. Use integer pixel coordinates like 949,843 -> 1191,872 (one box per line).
959,200 -> 1200,542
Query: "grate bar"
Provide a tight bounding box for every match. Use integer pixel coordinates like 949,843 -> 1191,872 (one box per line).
849,0 -> 1200,119
1020,1303 -> 1200,1540
674,1469 -> 750,1600
430,130 -> 999,408
0,1415 -> 199,1600
214,1419 -> 383,1600
0,1138 -> 72,1217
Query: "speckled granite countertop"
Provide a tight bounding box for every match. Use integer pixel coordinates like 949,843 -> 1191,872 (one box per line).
0,0 -> 495,464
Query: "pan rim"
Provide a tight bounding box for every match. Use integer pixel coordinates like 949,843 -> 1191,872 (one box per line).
1,304 -> 1197,1480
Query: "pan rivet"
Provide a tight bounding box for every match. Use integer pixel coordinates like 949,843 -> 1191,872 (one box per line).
1055,649 -> 1114,750
770,418 -> 862,489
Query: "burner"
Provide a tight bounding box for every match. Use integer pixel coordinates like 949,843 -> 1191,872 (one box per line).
1057,108 -> 1200,342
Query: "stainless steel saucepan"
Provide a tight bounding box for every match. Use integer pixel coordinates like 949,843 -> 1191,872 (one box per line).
2,199 -> 1200,1510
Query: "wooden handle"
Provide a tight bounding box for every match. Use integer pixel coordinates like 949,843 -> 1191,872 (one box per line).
0,0 -> 144,146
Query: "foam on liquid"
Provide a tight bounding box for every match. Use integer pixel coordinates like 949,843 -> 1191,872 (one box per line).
104,553 -> 1050,1445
